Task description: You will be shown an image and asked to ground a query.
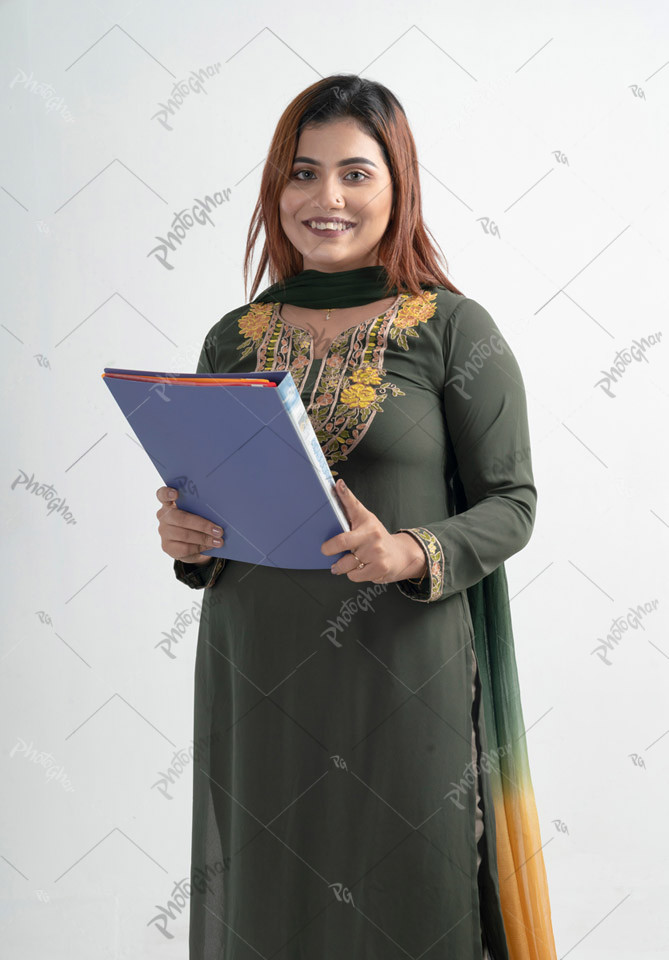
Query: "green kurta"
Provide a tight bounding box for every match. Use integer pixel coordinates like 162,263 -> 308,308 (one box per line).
173,287 -> 537,960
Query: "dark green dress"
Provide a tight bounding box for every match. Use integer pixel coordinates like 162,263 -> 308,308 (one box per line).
174,287 -> 537,960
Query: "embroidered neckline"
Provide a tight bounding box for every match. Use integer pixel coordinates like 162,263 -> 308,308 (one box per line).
273,294 -> 403,358
235,290 -> 440,476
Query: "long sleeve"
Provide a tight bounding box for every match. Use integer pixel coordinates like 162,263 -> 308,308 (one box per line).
394,296 -> 537,603
173,334 -> 228,590
174,555 -> 226,590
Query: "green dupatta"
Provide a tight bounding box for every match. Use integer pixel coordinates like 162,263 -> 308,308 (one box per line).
254,264 -> 558,960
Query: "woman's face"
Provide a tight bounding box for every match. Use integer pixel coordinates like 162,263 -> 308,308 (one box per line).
279,118 -> 394,273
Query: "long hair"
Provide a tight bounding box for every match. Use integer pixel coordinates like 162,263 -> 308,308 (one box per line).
243,74 -> 463,301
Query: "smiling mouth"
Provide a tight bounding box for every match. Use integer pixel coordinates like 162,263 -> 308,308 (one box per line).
303,219 -> 356,233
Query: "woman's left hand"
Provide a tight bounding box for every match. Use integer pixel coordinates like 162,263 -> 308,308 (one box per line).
321,479 -> 427,584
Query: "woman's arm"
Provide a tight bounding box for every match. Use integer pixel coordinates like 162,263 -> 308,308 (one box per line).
395,296 -> 537,603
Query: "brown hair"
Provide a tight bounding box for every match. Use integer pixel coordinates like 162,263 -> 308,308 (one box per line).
243,74 -> 463,302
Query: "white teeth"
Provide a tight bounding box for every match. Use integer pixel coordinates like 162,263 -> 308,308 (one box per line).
307,220 -> 352,231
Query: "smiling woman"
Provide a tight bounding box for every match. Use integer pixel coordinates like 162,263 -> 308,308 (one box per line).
162,73 -> 558,960
260,111 -> 448,351
275,117 -> 402,347
242,75 -> 459,299
281,126 -> 393,259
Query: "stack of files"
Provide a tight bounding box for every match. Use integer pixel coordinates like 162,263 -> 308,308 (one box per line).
101,368 -> 350,569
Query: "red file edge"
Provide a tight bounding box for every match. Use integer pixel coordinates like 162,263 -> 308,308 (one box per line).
101,373 -> 277,386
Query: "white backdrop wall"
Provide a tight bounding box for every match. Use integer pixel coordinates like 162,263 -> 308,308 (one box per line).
1,1 -> 668,957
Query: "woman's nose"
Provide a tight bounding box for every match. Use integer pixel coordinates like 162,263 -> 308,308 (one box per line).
314,173 -> 344,207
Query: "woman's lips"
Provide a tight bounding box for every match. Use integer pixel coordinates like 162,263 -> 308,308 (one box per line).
303,221 -> 356,238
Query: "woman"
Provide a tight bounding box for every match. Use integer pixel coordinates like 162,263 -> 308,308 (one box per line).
156,75 -> 557,960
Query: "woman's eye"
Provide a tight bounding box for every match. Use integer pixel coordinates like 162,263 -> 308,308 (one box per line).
292,170 -> 368,181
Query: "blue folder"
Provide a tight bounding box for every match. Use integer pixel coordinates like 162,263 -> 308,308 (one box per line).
102,368 -> 351,569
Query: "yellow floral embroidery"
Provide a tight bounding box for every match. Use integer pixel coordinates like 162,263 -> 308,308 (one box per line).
237,302 -> 274,361
235,291 -> 439,476
312,348 -> 406,472
390,291 -> 439,350
340,368 -> 383,409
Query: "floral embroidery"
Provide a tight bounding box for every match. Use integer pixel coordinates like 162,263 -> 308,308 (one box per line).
237,302 -> 275,361
234,290 -> 439,476
390,290 -> 439,350
395,526 -> 444,602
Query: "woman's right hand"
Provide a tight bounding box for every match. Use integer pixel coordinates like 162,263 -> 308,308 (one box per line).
156,486 -> 225,565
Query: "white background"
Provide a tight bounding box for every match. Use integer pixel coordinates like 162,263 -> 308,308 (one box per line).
1,0 -> 668,957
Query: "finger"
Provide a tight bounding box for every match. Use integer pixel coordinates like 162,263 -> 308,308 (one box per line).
165,523 -> 223,548
335,478 -> 368,525
340,565 -> 375,582
164,506 -> 224,541
156,486 -> 180,506
330,554 -> 369,577
321,533 -> 352,557
170,539 -> 214,562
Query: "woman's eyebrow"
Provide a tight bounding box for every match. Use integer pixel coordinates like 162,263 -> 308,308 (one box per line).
292,155 -> 378,168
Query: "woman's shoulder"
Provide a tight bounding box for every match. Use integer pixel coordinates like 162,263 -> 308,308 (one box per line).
406,285 -> 474,338
430,285 -> 464,318
409,288 -> 515,370
428,287 -> 504,338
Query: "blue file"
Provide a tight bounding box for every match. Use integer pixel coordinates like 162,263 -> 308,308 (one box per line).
102,368 -> 351,569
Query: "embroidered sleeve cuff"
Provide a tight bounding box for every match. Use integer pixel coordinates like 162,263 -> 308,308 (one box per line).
394,527 -> 444,602
173,556 -> 226,590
